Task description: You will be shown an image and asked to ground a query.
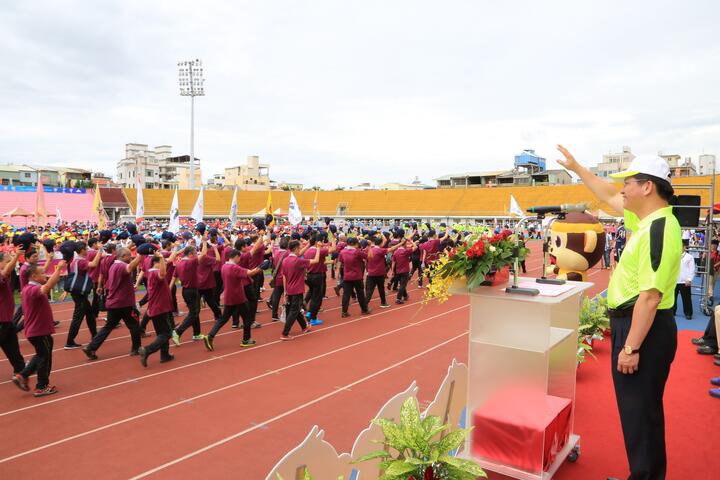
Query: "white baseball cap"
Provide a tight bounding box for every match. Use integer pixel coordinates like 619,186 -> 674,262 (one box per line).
609,155 -> 671,182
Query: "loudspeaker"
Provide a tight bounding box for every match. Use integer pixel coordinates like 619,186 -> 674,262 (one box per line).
673,195 -> 701,227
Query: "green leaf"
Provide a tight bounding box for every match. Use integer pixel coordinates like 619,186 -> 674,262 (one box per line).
352,450 -> 393,464
436,429 -> 468,453
439,455 -> 487,476
303,467 -> 313,480
400,397 -> 422,433
384,460 -> 420,476
444,463 -> 488,480
374,419 -> 408,451
404,457 -> 427,466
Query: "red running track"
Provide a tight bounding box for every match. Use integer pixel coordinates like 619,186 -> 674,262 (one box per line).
8,243 -> 694,480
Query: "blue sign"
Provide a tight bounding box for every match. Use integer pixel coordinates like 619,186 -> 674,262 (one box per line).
0,186 -> 86,194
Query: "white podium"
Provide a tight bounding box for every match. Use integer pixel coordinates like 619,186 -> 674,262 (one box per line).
452,278 -> 592,480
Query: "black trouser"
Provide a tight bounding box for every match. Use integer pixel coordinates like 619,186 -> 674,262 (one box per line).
67,292 -> 97,345
138,277 -> 148,306
365,275 -> 387,305
177,287 -> 201,337
519,259 -> 527,273
210,303 -> 252,341
342,279 -> 368,314
199,288 -> 222,319
673,284 -> 692,317
144,312 -> 173,360
0,322 -> 25,374
703,315 -> 718,349
241,283 -> 258,326
409,259 -> 422,282
304,273 -> 324,319
396,272 -> 410,301
283,294 -> 308,336
171,283 -> 179,313
270,284 -> 284,318
610,309 -> 677,480
87,306 -> 141,353
90,287 -> 101,319
21,335 -> 53,389
253,273 -> 264,300
12,305 -> 23,333
213,271 -> 224,306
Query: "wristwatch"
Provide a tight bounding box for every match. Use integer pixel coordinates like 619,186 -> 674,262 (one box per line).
623,345 -> 640,355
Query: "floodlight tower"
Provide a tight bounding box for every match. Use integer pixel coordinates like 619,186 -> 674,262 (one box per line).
178,59 -> 205,189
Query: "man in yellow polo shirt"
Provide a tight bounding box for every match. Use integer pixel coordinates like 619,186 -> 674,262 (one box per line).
558,145 -> 681,480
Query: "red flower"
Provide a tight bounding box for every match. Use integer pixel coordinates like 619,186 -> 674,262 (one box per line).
473,240 -> 485,256
467,249 -> 475,258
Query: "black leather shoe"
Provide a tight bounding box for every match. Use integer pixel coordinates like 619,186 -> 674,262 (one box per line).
697,345 -> 719,355
685,314 -> 693,320
691,337 -> 706,346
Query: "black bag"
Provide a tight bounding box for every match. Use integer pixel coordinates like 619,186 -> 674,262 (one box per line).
269,251 -> 287,288
64,261 -> 92,296
98,291 -> 107,311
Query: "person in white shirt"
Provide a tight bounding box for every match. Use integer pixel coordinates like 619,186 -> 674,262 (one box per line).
675,239 -> 695,319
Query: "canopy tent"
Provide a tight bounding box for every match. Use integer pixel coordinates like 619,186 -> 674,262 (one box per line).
2,206 -> 34,217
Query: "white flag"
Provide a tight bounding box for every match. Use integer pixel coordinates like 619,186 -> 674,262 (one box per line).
135,176 -> 145,222
55,206 -> 62,224
288,192 -> 302,226
229,186 -> 238,224
169,188 -> 180,233
509,195 -> 524,217
191,186 -> 204,223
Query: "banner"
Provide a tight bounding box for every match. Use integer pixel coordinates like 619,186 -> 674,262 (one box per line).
265,191 -> 274,226
35,174 -> 47,225
509,195 -> 524,217
191,186 -> 204,223
135,177 -> 145,222
288,192 -> 302,226
169,188 -> 180,233
56,206 -> 63,225
313,190 -> 320,220
229,186 -> 238,224
93,188 -> 107,229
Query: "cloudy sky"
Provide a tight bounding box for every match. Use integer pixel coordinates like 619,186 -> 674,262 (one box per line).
1,0 -> 719,188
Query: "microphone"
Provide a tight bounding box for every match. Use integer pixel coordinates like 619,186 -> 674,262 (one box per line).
526,203 -> 588,215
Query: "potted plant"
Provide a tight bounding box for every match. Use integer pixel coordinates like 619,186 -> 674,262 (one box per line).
424,230 -> 529,304
353,397 -> 486,480
577,295 -> 610,363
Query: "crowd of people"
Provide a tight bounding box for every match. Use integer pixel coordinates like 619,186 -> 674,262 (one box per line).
0,217 -> 493,398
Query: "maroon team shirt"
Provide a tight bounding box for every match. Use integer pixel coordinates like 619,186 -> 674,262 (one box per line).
304,246 -> 329,274
87,249 -> 100,283
422,239 -> 441,264
175,257 -> 198,289
248,248 -> 265,269
282,254 -> 311,295
0,272 -> 13,323
71,257 -> 89,276
22,282 -> 55,338
393,248 -> 413,274
272,247 -> 288,277
221,263 -> 250,305
99,254 -> 117,283
366,246 -> 388,277
19,263 -> 32,290
339,247 -> 367,281
146,269 -> 173,317
209,244 -> 224,272
196,254 -> 218,290
161,251 -> 175,284
105,261 -> 136,309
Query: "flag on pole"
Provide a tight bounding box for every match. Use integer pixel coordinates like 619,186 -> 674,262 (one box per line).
135,176 -> 145,223
264,191 -> 274,226
229,186 -> 238,224
191,186 -> 204,223
509,195 -> 524,217
35,173 -> 47,225
288,192 -> 302,225
93,187 -> 108,229
56,206 -> 62,225
312,190 -> 320,221
169,188 -> 180,233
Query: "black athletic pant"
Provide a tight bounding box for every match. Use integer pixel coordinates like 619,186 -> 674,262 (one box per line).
0,322 -> 25,374
252,273 -> 264,301
209,304 -> 252,341
702,315 -> 718,349
21,335 -> 53,389
144,312 -> 173,360
199,288 -> 222,319
67,292 -> 97,345
213,271 -> 224,306
177,287 -> 201,337
305,273 -> 324,319
396,273 -> 410,301
673,283 -> 693,317
283,294 -> 308,336
610,309 -> 676,480
241,283 -> 258,326
270,284 -> 284,318
342,279 -> 368,314
170,283 -> 179,314
409,259 -> 422,283
87,306 -> 141,353
365,275 -> 387,305
12,305 -> 23,333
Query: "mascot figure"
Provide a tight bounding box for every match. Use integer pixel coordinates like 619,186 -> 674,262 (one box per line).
547,212 -> 605,281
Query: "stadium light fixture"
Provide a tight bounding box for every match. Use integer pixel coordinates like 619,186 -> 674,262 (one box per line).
178,59 -> 205,189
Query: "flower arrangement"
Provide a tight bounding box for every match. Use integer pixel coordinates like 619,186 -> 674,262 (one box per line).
424,230 -> 529,304
577,295 -> 610,363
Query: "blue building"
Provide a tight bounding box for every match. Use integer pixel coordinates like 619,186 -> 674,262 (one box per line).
514,149 -> 546,172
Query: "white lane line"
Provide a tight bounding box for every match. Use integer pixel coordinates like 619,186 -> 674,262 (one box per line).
128,331 -> 468,480
0,306 -> 467,464
0,294 -> 438,417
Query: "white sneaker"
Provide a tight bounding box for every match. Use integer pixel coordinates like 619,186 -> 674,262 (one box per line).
192,335 -> 204,341
171,330 -> 181,346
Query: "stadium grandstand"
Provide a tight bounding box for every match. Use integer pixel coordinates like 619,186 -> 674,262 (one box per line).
1,175 -> 718,226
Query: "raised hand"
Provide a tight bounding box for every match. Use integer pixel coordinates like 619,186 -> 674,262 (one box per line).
557,144 -> 580,172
